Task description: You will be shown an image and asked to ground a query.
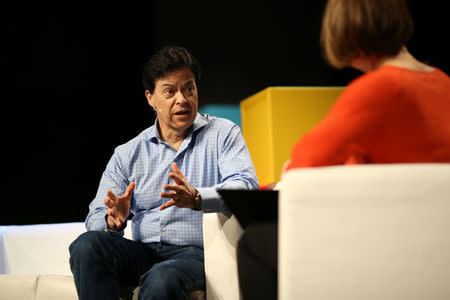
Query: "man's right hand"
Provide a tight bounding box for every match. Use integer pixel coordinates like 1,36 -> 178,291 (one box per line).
104,182 -> 135,230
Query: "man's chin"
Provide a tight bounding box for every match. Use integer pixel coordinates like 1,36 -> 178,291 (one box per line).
174,114 -> 191,122
174,118 -> 195,131
174,111 -> 196,124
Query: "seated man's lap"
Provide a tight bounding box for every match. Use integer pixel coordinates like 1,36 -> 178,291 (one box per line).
139,245 -> 205,299
69,230 -> 156,286
70,231 -> 205,299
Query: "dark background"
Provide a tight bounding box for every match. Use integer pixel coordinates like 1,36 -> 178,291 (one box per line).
3,1 -> 448,225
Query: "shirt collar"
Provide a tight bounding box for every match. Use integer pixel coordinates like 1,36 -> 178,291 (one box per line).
148,112 -> 209,143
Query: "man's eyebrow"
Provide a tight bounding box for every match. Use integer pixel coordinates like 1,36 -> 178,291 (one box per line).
159,79 -> 194,87
183,80 -> 195,85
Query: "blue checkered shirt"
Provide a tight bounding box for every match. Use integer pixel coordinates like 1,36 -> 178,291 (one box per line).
86,113 -> 259,247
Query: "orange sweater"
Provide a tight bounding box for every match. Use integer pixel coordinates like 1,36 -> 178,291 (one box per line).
287,66 -> 450,170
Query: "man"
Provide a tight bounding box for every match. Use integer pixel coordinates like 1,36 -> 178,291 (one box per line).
69,46 -> 259,300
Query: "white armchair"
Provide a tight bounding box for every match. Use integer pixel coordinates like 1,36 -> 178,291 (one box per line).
278,163 -> 450,300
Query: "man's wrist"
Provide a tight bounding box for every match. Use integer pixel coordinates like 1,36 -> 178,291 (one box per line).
192,189 -> 202,211
105,214 -> 124,231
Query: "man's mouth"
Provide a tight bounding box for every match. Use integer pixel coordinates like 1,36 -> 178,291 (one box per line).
174,110 -> 190,116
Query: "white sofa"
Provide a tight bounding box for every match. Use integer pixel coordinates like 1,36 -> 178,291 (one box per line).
0,214 -> 243,300
0,222 -> 136,300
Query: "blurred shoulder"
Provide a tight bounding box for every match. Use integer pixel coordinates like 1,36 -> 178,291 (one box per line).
338,67 -> 403,103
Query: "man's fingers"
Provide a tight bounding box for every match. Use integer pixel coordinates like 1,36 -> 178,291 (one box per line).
124,182 -> 136,198
107,190 -> 118,201
171,162 -> 182,175
163,183 -> 181,192
106,183 -> 135,202
107,209 -> 123,228
104,197 -> 114,208
107,207 -> 116,217
159,199 -> 176,210
169,162 -> 188,185
160,191 -> 177,199
169,172 -> 184,185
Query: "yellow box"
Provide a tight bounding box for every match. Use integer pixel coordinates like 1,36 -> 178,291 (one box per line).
240,86 -> 345,185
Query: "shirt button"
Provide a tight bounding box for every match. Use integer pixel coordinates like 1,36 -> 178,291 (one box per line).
162,227 -> 167,232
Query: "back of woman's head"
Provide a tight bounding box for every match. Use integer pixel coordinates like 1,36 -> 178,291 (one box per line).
321,0 -> 414,69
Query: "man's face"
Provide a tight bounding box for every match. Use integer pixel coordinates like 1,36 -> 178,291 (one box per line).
146,68 -> 198,137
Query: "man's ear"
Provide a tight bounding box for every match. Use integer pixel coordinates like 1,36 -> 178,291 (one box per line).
145,90 -> 155,109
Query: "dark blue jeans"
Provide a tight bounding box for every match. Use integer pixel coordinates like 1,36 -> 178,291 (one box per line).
69,230 -> 205,300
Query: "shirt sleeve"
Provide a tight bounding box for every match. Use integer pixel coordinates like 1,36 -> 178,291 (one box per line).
198,123 -> 259,213
85,148 -> 131,234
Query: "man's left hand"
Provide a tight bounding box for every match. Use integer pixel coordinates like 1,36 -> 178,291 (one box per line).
159,162 -> 198,210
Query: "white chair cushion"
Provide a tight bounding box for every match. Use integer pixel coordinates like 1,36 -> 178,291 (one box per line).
35,275 -> 78,300
0,274 -> 38,300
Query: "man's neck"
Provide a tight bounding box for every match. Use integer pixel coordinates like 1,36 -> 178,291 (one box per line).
157,123 -> 189,151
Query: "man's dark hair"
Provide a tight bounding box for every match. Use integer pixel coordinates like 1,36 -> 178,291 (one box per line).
142,46 -> 201,93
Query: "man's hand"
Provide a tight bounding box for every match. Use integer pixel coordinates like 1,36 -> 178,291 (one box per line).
159,162 -> 198,210
104,182 -> 135,230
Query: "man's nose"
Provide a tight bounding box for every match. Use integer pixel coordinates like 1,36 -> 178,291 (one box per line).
175,90 -> 188,104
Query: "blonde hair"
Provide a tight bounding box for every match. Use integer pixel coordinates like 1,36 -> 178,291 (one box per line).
321,0 -> 414,69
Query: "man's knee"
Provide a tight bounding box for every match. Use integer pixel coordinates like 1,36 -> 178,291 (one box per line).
139,260 -> 204,299
70,231 -> 102,254
69,230 -> 110,267
139,265 -> 180,298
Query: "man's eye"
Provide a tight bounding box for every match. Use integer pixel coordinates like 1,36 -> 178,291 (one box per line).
164,89 -> 172,94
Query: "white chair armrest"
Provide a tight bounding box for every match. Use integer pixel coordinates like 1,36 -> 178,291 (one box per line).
203,213 -> 243,300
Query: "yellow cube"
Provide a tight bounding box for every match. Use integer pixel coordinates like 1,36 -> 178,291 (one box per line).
240,86 -> 345,186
